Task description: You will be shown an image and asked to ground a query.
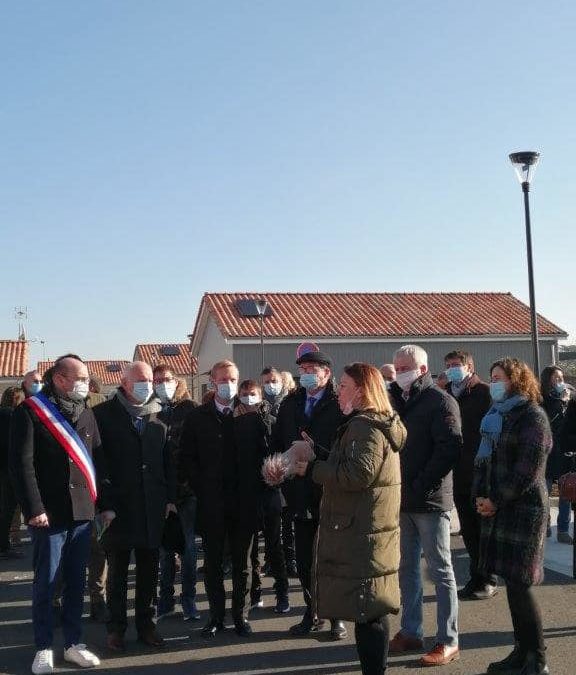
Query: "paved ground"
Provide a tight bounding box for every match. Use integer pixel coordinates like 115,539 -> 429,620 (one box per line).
1,523 -> 575,675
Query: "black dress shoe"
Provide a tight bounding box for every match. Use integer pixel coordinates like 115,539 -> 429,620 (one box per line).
289,616 -> 325,636
457,578 -> 477,600
471,583 -> 498,600
519,652 -> 549,675
487,645 -> 525,672
330,619 -> 348,640
234,619 -> 253,637
201,619 -> 225,638
137,628 -> 165,649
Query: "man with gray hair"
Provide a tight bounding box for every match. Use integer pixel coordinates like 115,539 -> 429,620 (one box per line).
93,361 -> 175,652
389,345 -> 462,667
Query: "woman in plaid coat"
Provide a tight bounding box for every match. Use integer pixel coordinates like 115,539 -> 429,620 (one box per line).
473,358 -> 552,675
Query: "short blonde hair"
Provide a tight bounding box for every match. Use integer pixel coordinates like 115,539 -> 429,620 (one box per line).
281,371 -> 297,392
343,362 -> 392,414
210,359 -> 238,379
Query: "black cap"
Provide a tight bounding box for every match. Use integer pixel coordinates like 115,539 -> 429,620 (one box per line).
296,350 -> 332,368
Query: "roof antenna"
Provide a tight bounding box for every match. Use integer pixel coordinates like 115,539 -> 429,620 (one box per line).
14,306 -> 28,341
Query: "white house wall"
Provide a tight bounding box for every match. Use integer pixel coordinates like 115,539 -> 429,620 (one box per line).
232,339 -> 558,381
196,316 -> 234,392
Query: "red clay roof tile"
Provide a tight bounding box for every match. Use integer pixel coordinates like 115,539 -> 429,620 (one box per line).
0,340 -> 29,378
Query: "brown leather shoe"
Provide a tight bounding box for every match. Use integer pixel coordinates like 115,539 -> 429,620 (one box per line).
137,628 -> 165,649
420,643 -> 460,666
389,631 -> 424,653
106,633 -> 126,652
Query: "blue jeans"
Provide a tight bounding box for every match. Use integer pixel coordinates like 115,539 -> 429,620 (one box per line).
30,520 -> 91,649
159,496 -> 198,614
547,479 -> 571,533
399,511 -> 458,647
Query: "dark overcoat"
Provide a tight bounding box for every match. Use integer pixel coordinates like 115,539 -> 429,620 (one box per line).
9,397 -> 100,526
93,395 -> 174,550
473,401 -> 552,586
311,411 -> 406,622
271,382 -> 344,520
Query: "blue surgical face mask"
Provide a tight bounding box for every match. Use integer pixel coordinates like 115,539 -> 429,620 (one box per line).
217,382 -> 237,401
240,394 -> 260,406
554,382 -> 567,395
264,382 -> 283,397
132,381 -> 153,404
490,381 -> 507,402
446,366 -> 467,384
29,381 -> 43,395
300,373 -> 319,392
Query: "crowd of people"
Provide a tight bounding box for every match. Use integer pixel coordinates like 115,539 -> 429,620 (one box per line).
1,343 -> 575,675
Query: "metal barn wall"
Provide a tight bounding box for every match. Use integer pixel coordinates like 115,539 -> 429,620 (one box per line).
233,339 -> 557,381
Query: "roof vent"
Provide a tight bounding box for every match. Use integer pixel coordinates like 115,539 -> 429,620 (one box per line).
160,345 -> 181,356
107,363 -> 122,372
235,299 -> 273,317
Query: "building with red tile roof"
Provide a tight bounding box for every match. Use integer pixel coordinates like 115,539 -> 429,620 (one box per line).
190,292 -> 567,384
37,360 -> 131,388
0,339 -> 29,393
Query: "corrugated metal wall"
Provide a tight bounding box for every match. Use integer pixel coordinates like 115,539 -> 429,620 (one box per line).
233,339 -> 557,381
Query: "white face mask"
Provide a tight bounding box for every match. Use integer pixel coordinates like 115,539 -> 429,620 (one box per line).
68,380 -> 89,402
155,381 -> 177,403
396,369 -> 421,391
264,382 -> 283,397
240,395 -> 260,406
132,381 -> 153,404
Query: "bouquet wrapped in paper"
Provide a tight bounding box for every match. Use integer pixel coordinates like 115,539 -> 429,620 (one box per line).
262,439 -> 316,487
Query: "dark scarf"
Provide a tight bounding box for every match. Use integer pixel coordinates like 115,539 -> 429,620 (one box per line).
44,385 -> 86,425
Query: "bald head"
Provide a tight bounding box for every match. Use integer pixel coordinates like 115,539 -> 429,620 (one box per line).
121,361 -> 153,404
52,357 -> 89,399
23,370 -> 43,396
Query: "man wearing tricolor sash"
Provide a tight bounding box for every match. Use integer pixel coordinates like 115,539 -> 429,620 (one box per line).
10,355 -> 102,675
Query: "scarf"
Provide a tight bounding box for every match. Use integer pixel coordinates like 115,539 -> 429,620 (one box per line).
43,385 -> 86,424
116,388 -> 161,419
475,394 -> 527,464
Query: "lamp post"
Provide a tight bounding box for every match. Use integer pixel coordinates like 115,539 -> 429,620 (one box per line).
255,299 -> 268,373
509,150 -> 541,376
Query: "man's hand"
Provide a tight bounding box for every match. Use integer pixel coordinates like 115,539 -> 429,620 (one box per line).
165,503 -> 177,518
100,510 -> 116,524
28,513 -> 49,527
476,497 -> 497,518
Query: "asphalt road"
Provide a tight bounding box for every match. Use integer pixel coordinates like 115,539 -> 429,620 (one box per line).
1,535 -> 575,675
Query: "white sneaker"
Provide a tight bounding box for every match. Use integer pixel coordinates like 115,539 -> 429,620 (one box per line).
31,649 -> 54,674
64,644 -> 101,668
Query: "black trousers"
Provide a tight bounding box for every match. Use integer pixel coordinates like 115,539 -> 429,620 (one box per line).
203,517 -> 253,622
106,547 -> 159,636
355,615 -> 390,675
294,518 -> 318,617
506,581 -> 545,655
257,494 -> 288,597
454,492 -> 497,586
0,474 -> 18,551
281,507 -> 295,562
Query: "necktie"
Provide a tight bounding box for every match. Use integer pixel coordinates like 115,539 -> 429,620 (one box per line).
222,407 -> 232,416
305,397 -> 316,418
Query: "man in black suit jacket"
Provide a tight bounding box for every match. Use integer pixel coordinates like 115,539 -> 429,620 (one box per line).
93,361 -> 175,652
179,360 -> 260,638
10,355 -> 101,674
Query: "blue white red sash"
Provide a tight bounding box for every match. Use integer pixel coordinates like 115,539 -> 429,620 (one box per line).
24,393 -> 97,502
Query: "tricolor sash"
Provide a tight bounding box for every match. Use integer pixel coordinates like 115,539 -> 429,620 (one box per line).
24,393 -> 97,502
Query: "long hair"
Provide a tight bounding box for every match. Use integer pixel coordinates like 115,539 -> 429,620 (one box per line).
540,365 -> 563,397
174,377 -> 192,403
490,357 -> 542,404
343,362 -> 393,415
1,386 -> 25,409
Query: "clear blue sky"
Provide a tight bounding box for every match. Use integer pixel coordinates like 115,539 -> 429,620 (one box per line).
1,1 -> 575,367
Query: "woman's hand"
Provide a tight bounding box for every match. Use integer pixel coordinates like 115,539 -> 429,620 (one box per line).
294,460 -> 309,476
476,497 -> 497,517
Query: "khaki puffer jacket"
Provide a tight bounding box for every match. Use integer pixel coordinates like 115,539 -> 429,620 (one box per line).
311,410 -> 406,622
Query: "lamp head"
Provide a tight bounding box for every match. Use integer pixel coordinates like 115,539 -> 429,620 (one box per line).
509,151 -> 540,187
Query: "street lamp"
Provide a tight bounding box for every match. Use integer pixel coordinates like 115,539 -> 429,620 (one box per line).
255,299 -> 268,373
509,150 -> 541,376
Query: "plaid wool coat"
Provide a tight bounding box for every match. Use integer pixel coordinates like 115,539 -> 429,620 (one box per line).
473,401 -> 552,586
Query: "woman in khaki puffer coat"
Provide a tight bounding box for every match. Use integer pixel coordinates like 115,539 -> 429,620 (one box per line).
294,362 -> 406,675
